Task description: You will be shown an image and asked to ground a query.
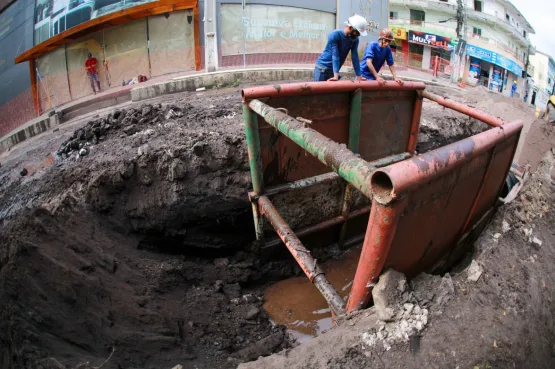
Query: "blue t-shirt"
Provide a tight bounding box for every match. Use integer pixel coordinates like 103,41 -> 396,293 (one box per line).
315,30 -> 361,76
361,41 -> 394,80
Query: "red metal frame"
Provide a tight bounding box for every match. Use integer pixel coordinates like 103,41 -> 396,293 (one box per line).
241,80 -> 523,316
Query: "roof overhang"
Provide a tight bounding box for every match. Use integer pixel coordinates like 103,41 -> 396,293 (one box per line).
15,0 -> 197,64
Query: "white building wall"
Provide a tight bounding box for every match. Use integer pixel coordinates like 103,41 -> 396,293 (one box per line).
530,53 -> 549,91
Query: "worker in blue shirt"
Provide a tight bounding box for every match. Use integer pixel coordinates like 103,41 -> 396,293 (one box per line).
314,14 -> 369,82
361,28 -> 404,85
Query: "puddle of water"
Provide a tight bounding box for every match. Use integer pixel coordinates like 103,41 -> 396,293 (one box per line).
263,246 -> 361,343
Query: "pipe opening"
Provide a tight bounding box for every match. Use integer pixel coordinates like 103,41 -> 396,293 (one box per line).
371,171 -> 394,204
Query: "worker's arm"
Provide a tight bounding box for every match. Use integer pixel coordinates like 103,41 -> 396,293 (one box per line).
389,65 -> 403,85
330,33 -> 341,81
387,48 -> 403,85
363,44 -> 385,85
350,38 -> 365,81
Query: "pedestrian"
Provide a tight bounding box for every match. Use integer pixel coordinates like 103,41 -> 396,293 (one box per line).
313,14 -> 369,82
85,52 -> 101,94
543,96 -> 555,124
510,80 -> 517,97
360,28 -> 403,85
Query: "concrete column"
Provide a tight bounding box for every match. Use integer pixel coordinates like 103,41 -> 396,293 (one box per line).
204,0 -> 218,72
422,46 -> 432,70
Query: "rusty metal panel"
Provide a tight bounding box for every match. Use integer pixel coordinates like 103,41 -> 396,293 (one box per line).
385,153 -> 489,277
256,89 -> 417,187
465,135 -> 520,228
259,93 -> 350,186
359,90 -> 416,161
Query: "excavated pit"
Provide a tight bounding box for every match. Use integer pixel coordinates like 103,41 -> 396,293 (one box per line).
0,84 -> 532,369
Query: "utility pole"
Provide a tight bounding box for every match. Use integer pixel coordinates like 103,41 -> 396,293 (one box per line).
450,0 -> 467,84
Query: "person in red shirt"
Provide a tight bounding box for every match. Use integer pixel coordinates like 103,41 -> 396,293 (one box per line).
85,52 -> 101,94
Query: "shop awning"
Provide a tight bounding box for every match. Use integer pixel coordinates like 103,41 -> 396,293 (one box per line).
15,0 -> 198,65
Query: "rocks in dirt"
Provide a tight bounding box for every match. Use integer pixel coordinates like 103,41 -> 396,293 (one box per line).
245,306 -> 260,320
214,258 -> 230,267
138,144 -> 150,156
124,124 -> 140,136
231,332 -> 285,361
372,269 -> 407,322
168,159 -> 187,181
79,148 -> 89,157
532,237 -> 543,247
20,168 -> 28,176
223,283 -> 242,299
171,365 -> 183,369
467,260 -> 483,282
502,220 -> 511,233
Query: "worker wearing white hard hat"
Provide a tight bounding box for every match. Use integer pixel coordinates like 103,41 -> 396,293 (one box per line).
314,14 -> 369,82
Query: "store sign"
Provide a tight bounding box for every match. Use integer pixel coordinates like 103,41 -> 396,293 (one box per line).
466,44 -> 523,76
408,31 -> 451,50
391,27 -> 407,40
221,4 -> 335,56
34,0 -> 156,44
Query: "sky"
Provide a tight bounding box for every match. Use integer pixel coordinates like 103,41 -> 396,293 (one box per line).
509,0 -> 555,58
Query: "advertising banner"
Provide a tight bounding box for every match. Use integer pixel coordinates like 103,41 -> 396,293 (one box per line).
391,27 -> 406,40
34,0 -> 157,44
220,4 -> 335,56
469,57 -> 481,79
408,30 -> 451,50
466,43 -> 523,77
491,65 -> 502,91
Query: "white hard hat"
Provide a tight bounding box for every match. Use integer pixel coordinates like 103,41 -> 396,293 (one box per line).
345,14 -> 369,36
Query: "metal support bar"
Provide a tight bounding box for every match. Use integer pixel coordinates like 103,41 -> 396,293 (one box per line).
422,90 -> 505,128
242,102 -> 265,242
346,198 -> 407,312
258,196 -> 346,316
248,99 -> 375,199
408,91 -> 423,154
339,88 -> 363,246
251,172 -> 340,200
263,206 -> 371,249
242,80 -> 426,100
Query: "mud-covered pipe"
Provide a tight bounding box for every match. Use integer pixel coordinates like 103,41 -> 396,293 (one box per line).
248,99 -> 375,199
242,80 -> 426,100
371,120 -> 523,205
258,196 -> 346,316
422,90 -> 506,128
345,198 -> 407,312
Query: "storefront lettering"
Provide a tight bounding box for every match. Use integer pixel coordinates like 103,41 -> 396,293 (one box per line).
409,31 -> 450,49
243,16 -> 330,40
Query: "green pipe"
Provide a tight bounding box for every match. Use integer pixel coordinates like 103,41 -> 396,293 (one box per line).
248,99 -> 375,199
242,102 -> 264,194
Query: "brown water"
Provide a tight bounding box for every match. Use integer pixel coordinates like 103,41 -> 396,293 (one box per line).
263,246 -> 361,343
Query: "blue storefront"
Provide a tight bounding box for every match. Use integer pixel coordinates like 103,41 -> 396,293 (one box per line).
466,44 -> 523,94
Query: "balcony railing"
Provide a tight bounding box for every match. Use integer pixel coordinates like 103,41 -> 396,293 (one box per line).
389,0 -> 532,47
389,18 -> 528,65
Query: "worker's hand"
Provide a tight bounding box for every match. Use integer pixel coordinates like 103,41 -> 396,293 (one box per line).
376,77 -> 387,86
327,77 -> 339,82
356,75 -> 367,81
395,78 -> 404,86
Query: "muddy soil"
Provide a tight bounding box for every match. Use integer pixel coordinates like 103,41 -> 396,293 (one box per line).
0,82 -> 547,369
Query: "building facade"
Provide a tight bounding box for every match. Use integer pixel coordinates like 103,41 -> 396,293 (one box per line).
0,0 -> 388,138
528,51 -> 555,108
389,0 -> 535,97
